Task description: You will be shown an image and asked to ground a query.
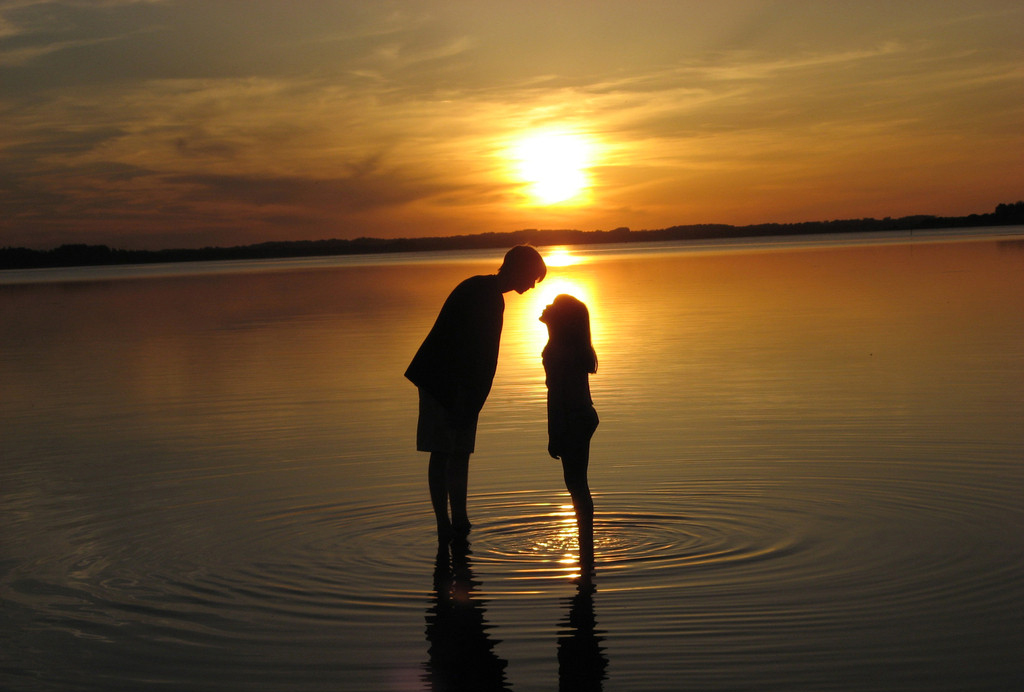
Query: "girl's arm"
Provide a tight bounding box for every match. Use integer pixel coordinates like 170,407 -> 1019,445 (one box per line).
548,358 -> 592,458
547,371 -> 568,459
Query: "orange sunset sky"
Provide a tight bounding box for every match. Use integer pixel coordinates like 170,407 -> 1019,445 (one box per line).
2,1 -> 1022,250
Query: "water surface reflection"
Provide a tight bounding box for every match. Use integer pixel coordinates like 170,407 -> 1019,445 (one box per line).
2,232 -> 1023,691
424,542 -> 511,691
557,585 -> 608,692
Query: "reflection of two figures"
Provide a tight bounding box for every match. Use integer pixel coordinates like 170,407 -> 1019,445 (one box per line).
423,541 -> 511,692
423,541 -> 609,692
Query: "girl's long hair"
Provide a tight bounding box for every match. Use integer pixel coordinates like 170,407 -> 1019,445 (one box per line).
542,294 -> 597,374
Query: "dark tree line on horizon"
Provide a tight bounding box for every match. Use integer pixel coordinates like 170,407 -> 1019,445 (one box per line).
2,201 -> 1023,271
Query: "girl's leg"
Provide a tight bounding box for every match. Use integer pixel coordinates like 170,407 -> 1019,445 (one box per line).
562,451 -> 594,574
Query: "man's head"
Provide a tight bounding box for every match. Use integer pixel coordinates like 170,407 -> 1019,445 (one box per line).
498,244 -> 547,294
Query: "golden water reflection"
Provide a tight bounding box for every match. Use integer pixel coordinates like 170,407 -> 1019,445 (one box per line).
547,504 -> 584,581
542,246 -> 586,268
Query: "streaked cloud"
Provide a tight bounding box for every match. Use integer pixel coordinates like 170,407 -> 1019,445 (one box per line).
1,1 -> 1021,249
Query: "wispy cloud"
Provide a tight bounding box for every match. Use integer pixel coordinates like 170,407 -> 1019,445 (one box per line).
1,1 -> 1022,249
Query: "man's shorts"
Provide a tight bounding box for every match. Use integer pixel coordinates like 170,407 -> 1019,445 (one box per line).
417,388 -> 478,454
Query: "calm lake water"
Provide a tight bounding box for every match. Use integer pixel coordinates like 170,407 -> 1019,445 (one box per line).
2,230 -> 1023,691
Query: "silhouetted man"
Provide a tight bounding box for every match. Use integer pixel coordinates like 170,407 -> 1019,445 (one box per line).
406,245 -> 546,542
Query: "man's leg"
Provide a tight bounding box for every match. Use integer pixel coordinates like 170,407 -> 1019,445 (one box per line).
429,451 -> 452,541
447,451 -> 472,535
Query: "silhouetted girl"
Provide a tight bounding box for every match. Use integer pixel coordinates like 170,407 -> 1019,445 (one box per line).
540,294 -> 599,580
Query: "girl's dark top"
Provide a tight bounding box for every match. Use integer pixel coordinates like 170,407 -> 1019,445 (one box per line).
405,275 -> 504,425
543,345 -> 598,458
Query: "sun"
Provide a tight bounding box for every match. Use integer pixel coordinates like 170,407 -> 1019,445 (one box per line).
512,130 -> 594,206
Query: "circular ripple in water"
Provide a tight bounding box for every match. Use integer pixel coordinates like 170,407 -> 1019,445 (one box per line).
6,473 -> 1021,691
459,484 -> 814,592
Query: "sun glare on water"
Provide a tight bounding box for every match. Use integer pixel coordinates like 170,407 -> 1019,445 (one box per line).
542,246 -> 580,268
512,130 -> 595,206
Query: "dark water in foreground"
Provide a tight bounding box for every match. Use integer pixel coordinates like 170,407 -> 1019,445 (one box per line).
2,231 -> 1023,691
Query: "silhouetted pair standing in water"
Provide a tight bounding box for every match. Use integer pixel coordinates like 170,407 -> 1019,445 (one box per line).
405,244 -> 599,579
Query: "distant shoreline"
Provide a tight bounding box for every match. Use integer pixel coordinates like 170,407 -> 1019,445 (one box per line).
3,202 -> 1022,270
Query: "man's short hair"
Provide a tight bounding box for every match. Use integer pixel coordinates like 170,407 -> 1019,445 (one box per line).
500,244 -> 547,282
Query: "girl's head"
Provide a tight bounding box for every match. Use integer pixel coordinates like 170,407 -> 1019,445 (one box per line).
540,294 -> 597,373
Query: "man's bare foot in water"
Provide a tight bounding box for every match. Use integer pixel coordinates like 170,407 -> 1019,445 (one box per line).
452,518 -> 472,538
